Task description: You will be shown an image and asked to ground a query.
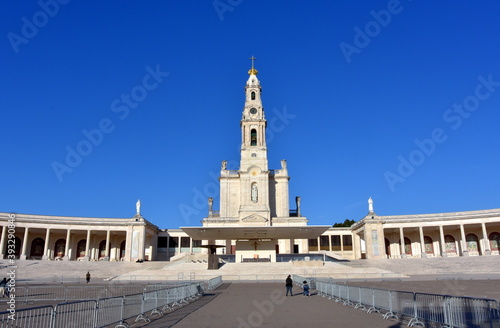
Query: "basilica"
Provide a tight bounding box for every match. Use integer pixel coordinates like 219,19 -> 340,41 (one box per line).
1,62 -> 499,263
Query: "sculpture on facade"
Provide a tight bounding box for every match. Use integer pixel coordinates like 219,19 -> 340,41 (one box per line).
221,160 -> 227,170
251,184 -> 258,202
136,199 -> 141,215
296,196 -> 301,217
208,197 -> 213,216
281,159 -> 287,169
368,197 -> 374,213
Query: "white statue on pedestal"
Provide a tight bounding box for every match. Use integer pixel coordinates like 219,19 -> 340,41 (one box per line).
136,199 -> 141,215
368,197 -> 374,213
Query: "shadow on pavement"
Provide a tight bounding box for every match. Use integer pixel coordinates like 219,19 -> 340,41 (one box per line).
132,285 -> 229,327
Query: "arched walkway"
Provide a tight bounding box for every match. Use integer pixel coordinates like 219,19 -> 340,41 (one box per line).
77,239 -> 87,259
489,232 -> 500,252
99,240 -> 106,258
30,237 -> 45,259
54,238 -> 66,258
14,236 -> 21,259
466,233 -> 479,254
445,235 -> 457,255
424,236 -> 434,254
120,240 -> 126,260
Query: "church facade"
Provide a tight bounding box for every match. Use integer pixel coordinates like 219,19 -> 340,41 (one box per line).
1,63 -> 499,262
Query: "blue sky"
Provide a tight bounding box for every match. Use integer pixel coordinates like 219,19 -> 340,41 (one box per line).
2,1 -> 500,227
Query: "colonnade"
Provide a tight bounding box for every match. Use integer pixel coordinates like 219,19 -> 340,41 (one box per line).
0,226 -> 142,261
357,221 -> 500,259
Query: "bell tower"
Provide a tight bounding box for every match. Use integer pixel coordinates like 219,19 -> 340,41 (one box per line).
240,56 -> 268,172
214,58 -> 301,226
236,57 -> 271,222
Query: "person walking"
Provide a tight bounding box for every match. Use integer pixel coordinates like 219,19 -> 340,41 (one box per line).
86,271 -> 91,284
285,275 -> 293,296
302,280 -> 310,296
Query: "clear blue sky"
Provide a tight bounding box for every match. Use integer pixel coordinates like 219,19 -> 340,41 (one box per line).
2,1 -> 500,227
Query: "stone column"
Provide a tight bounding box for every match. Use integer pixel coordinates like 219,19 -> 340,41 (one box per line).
43,228 -> 51,260
399,227 -> 406,258
286,239 -> 294,254
21,227 -> 29,260
439,225 -> 447,257
481,223 -> 491,255
124,229 -> 131,262
151,234 -> 158,261
459,224 -> 468,256
189,237 -> 193,254
176,236 -> 181,255
0,226 -> 6,259
139,227 -> 146,261
340,235 -> 344,252
225,239 -> 231,255
419,226 -> 426,258
166,235 -> 172,258
64,229 -> 71,260
317,237 -> 320,252
353,233 -> 361,259
85,230 -> 91,260
328,234 -> 332,252
105,230 -> 111,260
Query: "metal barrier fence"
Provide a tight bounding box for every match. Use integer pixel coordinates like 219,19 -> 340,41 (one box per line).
316,280 -> 500,327
1,284 -> 185,304
207,276 -> 222,290
0,305 -> 54,328
0,282 -> 207,328
291,274 -> 317,289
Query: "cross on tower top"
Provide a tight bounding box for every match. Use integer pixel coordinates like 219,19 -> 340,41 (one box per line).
249,56 -> 256,68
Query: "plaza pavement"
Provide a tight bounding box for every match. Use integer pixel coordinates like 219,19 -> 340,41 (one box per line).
131,282 -> 405,328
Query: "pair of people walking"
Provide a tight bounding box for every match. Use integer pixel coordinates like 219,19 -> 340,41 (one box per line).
0,278 -> 11,297
285,275 -> 310,297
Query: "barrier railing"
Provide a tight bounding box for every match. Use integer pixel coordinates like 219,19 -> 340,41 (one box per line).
0,305 -> 54,328
2,283 -> 186,304
316,280 -> 500,327
0,282 -> 207,328
207,275 -> 223,290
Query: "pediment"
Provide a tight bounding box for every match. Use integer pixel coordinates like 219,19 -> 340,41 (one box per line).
242,214 -> 268,222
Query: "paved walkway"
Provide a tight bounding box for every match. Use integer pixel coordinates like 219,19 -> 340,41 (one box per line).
131,283 -> 403,328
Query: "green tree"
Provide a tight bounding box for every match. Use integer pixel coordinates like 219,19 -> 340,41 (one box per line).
332,219 -> 356,227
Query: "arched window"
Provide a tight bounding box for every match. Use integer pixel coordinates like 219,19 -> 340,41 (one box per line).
250,129 -> 257,146
77,239 -> 87,258
424,236 -> 434,254
54,238 -> 66,258
99,240 -> 107,258
444,235 -> 457,254
488,232 -> 500,251
251,91 -> 255,100
466,234 -> 479,252
30,238 -> 45,259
